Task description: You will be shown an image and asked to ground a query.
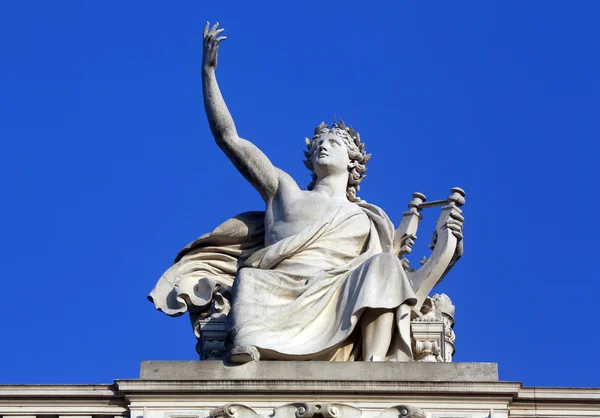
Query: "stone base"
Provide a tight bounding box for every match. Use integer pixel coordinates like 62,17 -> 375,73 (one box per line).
125,362 -> 503,417
108,361 -> 600,418
140,360 -> 498,382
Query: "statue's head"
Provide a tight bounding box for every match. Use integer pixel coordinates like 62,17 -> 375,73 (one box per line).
303,121 -> 371,202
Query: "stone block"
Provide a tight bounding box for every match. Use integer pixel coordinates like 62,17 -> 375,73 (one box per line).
140,361 -> 498,382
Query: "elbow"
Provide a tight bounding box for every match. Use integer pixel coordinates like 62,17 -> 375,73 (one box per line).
214,132 -> 239,148
209,121 -> 237,144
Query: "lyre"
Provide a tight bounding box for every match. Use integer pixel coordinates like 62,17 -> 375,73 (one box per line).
393,187 -> 466,311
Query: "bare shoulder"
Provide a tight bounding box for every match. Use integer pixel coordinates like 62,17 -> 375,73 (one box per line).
275,168 -> 301,193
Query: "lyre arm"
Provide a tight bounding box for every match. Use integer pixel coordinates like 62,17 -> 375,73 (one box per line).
393,188 -> 466,311
393,192 -> 426,258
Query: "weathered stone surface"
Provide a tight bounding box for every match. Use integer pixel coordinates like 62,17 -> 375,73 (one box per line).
140,361 -> 498,382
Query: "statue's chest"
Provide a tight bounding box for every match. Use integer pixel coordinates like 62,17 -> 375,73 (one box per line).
277,194 -> 342,223
265,194 -> 356,245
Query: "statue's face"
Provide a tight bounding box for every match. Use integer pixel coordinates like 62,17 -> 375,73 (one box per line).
310,131 -> 350,178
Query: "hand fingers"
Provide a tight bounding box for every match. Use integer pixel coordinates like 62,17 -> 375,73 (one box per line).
446,221 -> 463,240
204,23 -> 226,44
447,222 -> 462,232
450,212 -> 464,223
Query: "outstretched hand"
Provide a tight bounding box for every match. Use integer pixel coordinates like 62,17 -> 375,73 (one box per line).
203,22 -> 226,72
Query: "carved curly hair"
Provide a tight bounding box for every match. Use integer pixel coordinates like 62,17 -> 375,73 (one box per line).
303,120 -> 371,202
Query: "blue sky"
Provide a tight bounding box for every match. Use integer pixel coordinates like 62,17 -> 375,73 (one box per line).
1,1 -> 599,387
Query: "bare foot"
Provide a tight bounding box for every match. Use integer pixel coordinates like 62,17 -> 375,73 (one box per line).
228,345 -> 260,363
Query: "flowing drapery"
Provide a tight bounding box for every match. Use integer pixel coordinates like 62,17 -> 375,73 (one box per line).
149,202 -> 416,360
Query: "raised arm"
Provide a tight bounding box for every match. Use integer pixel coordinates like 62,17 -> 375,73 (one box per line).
202,22 -> 280,201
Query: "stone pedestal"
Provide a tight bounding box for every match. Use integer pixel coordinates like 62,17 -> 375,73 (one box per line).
117,361 -> 506,418
139,360 -> 498,381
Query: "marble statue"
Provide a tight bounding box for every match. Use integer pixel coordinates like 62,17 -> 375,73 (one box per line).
149,23 -> 465,363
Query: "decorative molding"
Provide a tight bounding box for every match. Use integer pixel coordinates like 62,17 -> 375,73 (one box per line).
210,404 -> 262,418
273,402 -> 361,418
209,403 -> 422,418
193,314 -> 228,360
412,294 -> 456,362
377,405 -> 426,418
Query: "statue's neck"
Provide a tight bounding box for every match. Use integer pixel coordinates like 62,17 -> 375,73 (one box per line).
312,173 -> 349,200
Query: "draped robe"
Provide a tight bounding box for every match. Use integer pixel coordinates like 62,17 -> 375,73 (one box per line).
149,201 -> 417,361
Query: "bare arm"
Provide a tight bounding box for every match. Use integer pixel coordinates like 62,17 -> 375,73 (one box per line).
202,22 -> 280,201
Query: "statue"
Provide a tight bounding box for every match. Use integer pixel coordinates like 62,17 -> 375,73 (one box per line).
148,23 -> 465,363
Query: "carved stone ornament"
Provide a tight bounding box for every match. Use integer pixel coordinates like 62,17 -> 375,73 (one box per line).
273,402 -> 362,418
411,293 -> 456,362
377,406 -> 426,418
210,404 -> 262,418
210,403 -> 425,418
